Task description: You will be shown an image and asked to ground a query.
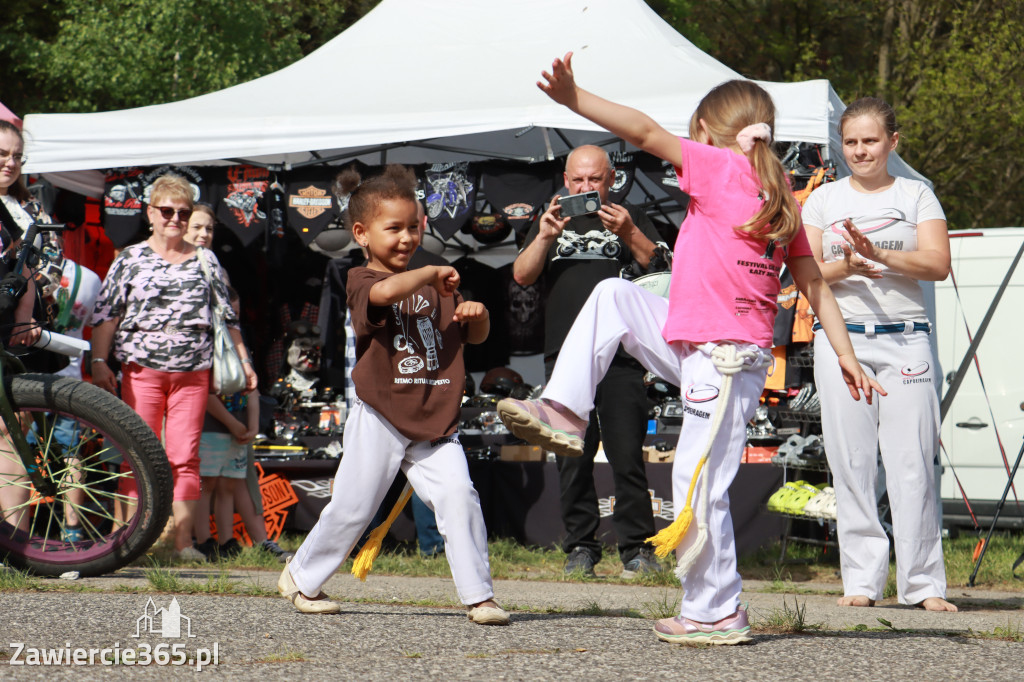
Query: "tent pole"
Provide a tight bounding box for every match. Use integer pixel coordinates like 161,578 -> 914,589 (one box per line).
967,436 -> 1024,586
939,239 -> 1024,421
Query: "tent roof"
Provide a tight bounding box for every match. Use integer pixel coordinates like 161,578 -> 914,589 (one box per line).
23,1 -> 838,167
22,0 -> 924,192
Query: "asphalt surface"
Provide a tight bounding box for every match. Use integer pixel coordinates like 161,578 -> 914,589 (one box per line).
0,568 -> 1021,679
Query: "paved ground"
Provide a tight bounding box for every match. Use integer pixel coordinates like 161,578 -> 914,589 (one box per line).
0,568 -> 1021,679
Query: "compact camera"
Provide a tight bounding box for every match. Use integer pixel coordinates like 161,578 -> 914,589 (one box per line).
557,191 -> 601,218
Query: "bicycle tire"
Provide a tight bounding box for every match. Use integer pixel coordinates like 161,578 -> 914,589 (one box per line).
0,374 -> 172,576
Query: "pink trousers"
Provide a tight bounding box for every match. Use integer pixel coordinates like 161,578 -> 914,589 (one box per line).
121,363 -> 210,501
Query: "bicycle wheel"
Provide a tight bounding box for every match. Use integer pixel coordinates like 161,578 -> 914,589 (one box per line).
0,374 -> 172,576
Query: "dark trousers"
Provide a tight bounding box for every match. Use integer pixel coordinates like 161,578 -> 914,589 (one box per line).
547,354 -> 655,564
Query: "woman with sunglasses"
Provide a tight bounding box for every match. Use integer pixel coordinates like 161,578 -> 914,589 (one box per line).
91,173 -> 257,562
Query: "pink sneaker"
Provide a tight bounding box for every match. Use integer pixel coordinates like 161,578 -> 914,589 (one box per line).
654,607 -> 752,645
496,398 -> 586,458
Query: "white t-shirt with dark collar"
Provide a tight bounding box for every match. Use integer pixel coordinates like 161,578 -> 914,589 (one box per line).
802,176 -> 946,324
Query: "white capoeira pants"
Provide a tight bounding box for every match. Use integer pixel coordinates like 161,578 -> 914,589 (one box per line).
288,400 -> 494,605
813,328 -> 946,604
543,279 -> 769,622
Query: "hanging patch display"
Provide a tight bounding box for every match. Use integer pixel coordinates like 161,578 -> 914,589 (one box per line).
213,165 -> 270,246
637,153 -> 691,210
500,262 -> 545,356
451,256 -> 509,372
102,165 -> 210,247
142,164 -> 209,205
286,169 -> 338,245
480,160 -> 558,237
102,168 -> 147,247
422,162 -> 477,240
608,151 -> 637,204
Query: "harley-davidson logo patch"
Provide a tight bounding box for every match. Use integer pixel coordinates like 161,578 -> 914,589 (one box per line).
288,185 -> 333,220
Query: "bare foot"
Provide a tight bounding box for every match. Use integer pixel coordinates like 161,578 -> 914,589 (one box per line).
472,599 -> 501,610
918,597 -> 958,612
837,595 -> 875,607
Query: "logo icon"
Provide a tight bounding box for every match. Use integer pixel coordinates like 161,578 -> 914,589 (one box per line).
685,384 -> 720,403
135,598 -> 195,639
901,361 -> 930,377
600,489 -> 674,521
777,284 -> 798,309
288,185 -> 333,219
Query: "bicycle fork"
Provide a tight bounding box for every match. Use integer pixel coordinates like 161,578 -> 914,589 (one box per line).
0,363 -> 59,499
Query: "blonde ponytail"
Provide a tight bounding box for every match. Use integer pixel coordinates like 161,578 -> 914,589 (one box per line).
690,80 -> 803,245
737,140 -> 802,244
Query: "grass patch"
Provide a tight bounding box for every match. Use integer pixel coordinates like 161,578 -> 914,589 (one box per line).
740,533 -> 1024,592
639,589 -> 680,620
237,582 -> 278,597
0,567 -> 41,591
574,600 -> 606,616
943,533 -> 1024,588
143,564 -> 182,592
257,648 -> 307,663
402,651 -> 423,658
754,598 -> 821,634
141,563 -> 273,596
966,621 -> 1024,643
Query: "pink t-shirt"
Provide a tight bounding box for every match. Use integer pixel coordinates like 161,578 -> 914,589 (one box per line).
665,138 -> 811,347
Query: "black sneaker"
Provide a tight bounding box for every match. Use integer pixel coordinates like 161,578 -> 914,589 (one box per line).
621,548 -> 662,579
194,538 -> 218,561
259,539 -> 295,563
564,546 -> 597,578
217,538 -> 243,559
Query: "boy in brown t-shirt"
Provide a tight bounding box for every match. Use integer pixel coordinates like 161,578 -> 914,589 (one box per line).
278,166 -> 508,625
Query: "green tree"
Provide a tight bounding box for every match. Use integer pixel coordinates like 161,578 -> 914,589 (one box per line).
883,2 -> 1024,228
656,0 -> 1024,228
0,0 -> 376,115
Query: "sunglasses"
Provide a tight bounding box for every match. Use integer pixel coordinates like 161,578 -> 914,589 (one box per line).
151,206 -> 193,221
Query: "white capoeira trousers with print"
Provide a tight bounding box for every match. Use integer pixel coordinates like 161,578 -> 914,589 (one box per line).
813,328 -> 946,604
288,400 -> 494,605
542,279 -> 769,622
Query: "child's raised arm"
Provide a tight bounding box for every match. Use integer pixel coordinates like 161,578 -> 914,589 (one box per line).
788,255 -> 886,403
539,52 -> 683,168
369,265 -> 460,306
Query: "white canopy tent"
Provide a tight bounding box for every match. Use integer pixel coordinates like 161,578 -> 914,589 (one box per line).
22,0 -> 923,196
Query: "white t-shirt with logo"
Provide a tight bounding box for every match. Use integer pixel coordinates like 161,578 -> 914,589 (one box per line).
802,176 -> 945,324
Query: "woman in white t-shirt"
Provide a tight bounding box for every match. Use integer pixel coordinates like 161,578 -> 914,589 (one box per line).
802,97 -> 956,612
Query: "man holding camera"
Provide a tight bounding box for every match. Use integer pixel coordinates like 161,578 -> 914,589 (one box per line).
513,145 -> 667,578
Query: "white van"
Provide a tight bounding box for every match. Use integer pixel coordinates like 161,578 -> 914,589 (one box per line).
934,227 -> 1024,530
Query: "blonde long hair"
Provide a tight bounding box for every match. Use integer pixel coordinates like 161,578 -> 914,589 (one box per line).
689,80 -> 802,244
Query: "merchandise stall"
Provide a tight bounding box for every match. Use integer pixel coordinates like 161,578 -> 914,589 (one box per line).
19,0 -> 930,552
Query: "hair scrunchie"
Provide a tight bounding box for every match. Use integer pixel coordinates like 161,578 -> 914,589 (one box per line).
736,123 -> 772,153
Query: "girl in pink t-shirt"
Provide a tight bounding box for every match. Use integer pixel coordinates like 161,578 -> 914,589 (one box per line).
497,53 -> 883,646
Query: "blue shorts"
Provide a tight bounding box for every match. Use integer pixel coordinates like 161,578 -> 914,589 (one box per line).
197,432 -> 249,479
27,416 -> 96,458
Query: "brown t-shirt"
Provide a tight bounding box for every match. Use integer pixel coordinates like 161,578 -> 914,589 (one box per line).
348,267 -> 467,442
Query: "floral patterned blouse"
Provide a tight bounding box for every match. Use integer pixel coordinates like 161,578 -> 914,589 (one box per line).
92,244 -> 237,372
